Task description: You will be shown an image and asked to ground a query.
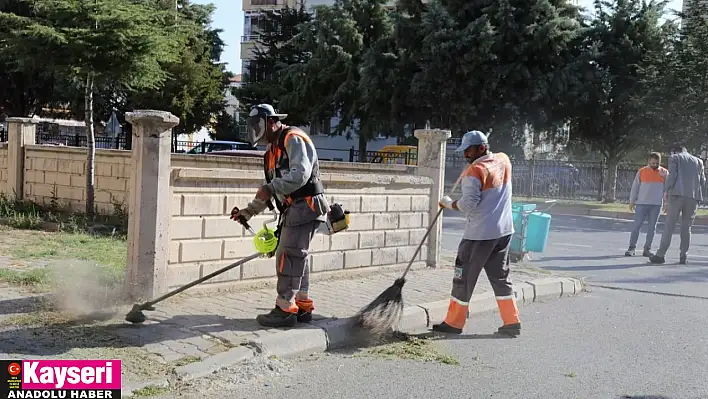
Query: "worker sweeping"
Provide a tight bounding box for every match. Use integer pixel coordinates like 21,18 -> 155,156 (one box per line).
231,103 -> 329,328
436,130 -> 521,336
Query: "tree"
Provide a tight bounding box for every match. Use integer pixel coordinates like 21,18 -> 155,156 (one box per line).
235,5 -> 312,127
640,0 -> 708,156
404,0 -> 583,146
0,0 -> 61,117
280,0 -> 396,159
565,0 -> 674,202
1,0 -> 184,216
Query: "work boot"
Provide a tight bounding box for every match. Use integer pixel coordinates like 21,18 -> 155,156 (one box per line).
497,322 -> 521,337
625,247 -> 635,256
431,322 -> 462,334
296,308 -> 312,323
295,298 -> 314,323
642,248 -> 653,257
679,255 -> 687,265
256,306 -> 297,328
649,254 -> 665,264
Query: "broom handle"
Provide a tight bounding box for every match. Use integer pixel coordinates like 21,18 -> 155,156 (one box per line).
400,166 -> 466,280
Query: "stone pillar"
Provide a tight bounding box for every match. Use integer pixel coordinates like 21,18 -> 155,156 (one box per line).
5,117 -> 37,199
125,110 -> 179,300
414,128 -> 452,268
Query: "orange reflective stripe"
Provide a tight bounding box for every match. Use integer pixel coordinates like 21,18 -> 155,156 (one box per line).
496,297 -> 520,325
639,166 -> 667,183
443,298 -> 468,329
278,251 -> 286,274
279,302 -> 299,313
284,128 -> 313,145
295,298 -> 314,312
266,146 -> 280,170
305,196 -> 315,211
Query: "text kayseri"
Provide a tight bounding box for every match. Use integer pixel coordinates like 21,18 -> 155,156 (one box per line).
22,362 -> 113,389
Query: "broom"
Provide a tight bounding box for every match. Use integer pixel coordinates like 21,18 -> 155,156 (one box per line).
353,170 -> 465,334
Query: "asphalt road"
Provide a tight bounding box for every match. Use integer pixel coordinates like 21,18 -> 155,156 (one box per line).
166,287 -> 708,399
160,213 -> 708,399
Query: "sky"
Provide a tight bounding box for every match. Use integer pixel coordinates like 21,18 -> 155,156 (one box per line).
196,0 -> 684,76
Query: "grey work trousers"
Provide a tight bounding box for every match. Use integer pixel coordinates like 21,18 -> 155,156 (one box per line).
275,218 -> 321,308
451,235 -> 514,303
656,195 -> 698,258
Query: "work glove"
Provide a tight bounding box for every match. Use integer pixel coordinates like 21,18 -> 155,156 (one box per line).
629,203 -> 636,212
230,198 -> 268,223
439,195 -> 455,210
255,184 -> 273,202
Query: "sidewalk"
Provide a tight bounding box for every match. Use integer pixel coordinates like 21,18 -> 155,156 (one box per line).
0,252 -> 584,394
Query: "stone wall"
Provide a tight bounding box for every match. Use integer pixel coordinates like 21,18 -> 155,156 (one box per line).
166,166 -> 433,289
0,144 -> 7,194
23,145 -> 131,213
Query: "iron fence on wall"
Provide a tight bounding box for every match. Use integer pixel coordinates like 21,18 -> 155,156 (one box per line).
348,149 -> 418,165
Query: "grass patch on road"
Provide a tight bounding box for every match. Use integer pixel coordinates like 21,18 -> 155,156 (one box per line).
513,196 -> 708,216
359,336 -> 460,366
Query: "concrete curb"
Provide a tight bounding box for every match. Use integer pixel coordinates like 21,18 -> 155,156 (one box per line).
129,276 -> 586,394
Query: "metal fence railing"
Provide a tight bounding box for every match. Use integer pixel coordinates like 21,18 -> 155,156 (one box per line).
349,149 -> 418,165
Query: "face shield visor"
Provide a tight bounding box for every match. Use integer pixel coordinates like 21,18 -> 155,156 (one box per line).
247,115 -> 266,146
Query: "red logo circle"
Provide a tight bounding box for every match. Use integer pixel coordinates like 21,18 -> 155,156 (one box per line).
8,362 -> 20,376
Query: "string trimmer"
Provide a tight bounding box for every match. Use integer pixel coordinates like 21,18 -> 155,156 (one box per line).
124,204 -> 279,324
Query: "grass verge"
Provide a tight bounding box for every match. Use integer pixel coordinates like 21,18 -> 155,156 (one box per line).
513,196 -> 708,216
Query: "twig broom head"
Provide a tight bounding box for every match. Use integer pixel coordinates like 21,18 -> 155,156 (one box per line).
353,277 -> 406,335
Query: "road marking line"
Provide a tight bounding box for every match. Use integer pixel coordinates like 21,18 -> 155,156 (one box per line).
556,243 -> 593,248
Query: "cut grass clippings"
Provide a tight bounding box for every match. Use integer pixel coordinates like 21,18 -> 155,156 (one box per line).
358,336 -> 460,366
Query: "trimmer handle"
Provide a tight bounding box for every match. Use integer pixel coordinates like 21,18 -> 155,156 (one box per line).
230,206 -> 253,231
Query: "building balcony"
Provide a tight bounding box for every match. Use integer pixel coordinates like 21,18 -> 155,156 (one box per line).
241,34 -> 262,42
243,0 -> 295,11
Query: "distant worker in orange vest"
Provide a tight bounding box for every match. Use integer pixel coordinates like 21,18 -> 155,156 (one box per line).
437,130 -> 520,336
626,152 -> 668,257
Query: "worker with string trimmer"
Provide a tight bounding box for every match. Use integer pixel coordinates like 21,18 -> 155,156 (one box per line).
231,103 -> 338,328
436,130 -> 521,336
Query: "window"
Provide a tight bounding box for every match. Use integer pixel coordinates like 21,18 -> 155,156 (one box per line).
250,0 -> 278,6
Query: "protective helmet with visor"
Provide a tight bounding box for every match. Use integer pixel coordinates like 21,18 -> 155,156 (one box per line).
247,104 -> 288,146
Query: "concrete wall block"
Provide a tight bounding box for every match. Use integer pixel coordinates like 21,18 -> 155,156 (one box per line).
25,170 -> 44,184
111,163 -> 128,178
411,195 -> 430,211
387,195 -> 411,212
96,176 -> 127,192
358,231 -> 385,249
69,161 -> 85,175
172,195 -> 183,216
70,174 -> 86,188
56,185 -> 83,201
330,195 -> 361,213
399,212 -> 423,229
419,245 -> 428,261
347,213 -> 374,231
360,196 -> 387,212
169,242 -> 181,264
182,194 -> 225,216
96,163 -> 112,177
344,249 -> 372,268
166,265 -> 202,289
223,237 -> 257,259
95,190 -> 112,205
409,228 -> 428,246
371,247 -> 398,265
171,217 -> 204,240
397,246 -> 421,264
309,234 -> 330,253
310,251 -> 344,272
225,194 -> 258,213
242,257 -> 275,279
373,213 -> 399,230
200,260 -> 242,283
385,230 -> 409,247
203,216 -> 244,238
31,184 -> 54,198
330,231 -> 359,251
179,239 -> 223,263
